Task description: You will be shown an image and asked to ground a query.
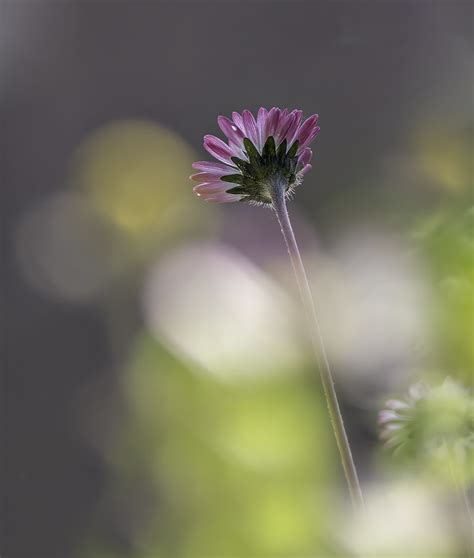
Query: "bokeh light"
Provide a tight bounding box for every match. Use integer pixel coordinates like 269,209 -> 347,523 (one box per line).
15,191 -> 130,302
304,227 -> 430,394
71,119 -> 209,251
341,479 -> 457,556
415,120 -> 473,193
142,241 -> 304,382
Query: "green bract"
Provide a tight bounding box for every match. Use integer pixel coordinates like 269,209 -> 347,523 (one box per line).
222,137 -> 301,205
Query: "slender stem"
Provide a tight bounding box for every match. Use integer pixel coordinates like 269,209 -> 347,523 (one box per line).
270,181 -> 364,513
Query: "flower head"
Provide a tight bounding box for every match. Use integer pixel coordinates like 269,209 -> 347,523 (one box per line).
379,378 -> 474,480
190,107 -> 319,205
379,382 -> 430,452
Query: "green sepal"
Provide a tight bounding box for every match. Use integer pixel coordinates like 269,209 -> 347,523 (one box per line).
219,132 -> 306,205
243,138 -> 262,166
287,140 -> 299,159
226,185 -> 248,195
231,156 -> 255,176
262,136 -> 276,160
277,138 -> 288,161
220,174 -> 244,184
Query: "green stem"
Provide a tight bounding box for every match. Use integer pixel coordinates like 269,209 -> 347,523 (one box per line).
270,181 -> 364,513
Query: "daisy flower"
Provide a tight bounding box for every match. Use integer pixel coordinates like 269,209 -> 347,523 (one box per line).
191,107 -> 319,205
379,378 -> 474,462
191,107 -> 364,512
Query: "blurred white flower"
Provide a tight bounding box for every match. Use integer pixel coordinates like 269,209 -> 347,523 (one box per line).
341,479 -> 456,556
305,228 -> 430,392
142,242 -> 303,381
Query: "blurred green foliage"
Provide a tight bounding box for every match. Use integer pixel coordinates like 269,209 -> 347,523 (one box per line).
89,334 -> 334,557
416,205 -> 474,382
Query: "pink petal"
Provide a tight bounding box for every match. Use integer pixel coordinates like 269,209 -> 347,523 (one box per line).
294,114 -> 319,148
298,147 -> 313,166
275,108 -> 289,139
378,410 -> 399,425
275,112 -> 295,144
203,135 -> 236,164
256,107 -> 268,150
264,107 -> 281,138
242,110 -> 258,148
298,126 -> 320,154
192,161 -> 236,173
190,171 -> 225,182
232,111 -> 245,133
218,116 -> 244,146
285,110 -> 303,145
385,399 -> 410,411
193,182 -> 228,194
299,164 -> 312,176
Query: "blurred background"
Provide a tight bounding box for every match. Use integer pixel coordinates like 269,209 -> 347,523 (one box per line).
2,1 -> 473,557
